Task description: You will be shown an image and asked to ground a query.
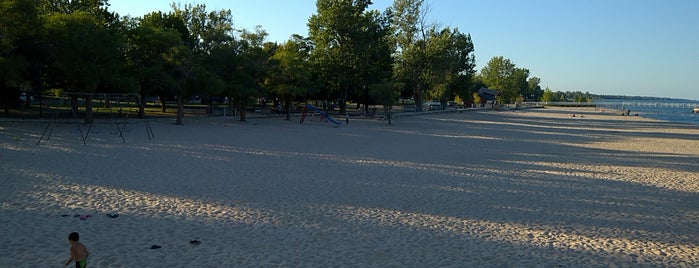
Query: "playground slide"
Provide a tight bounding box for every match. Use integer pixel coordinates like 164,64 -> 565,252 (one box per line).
305,104 -> 342,125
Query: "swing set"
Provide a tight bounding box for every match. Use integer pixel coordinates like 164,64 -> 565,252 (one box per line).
37,92 -> 154,145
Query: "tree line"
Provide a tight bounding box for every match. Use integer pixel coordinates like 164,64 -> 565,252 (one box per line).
2,0 -> 560,124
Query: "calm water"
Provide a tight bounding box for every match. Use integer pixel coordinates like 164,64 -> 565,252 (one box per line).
594,98 -> 699,126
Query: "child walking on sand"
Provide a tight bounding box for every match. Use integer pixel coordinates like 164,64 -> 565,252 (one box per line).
65,232 -> 89,268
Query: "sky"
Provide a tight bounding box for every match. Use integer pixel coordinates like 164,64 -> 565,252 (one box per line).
109,0 -> 699,100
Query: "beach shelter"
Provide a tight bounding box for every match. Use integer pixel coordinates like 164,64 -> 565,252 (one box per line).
477,87 -> 501,107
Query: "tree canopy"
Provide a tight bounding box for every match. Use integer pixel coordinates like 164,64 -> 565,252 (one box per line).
1,0 -> 554,123
308,0 -> 393,114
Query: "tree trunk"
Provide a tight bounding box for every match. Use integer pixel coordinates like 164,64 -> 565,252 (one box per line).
85,95 -> 94,124
138,92 -> 146,119
2,95 -> 8,117
38,94 -> 44,118
70,94 -> 79,116
414,84 -> 424,112
160,95 -> 167,113
238,101 -> 246,121
339,86 -> 347,114
284,96 -> 292,120
176,95 -> 184,125
385,107 -> 392,125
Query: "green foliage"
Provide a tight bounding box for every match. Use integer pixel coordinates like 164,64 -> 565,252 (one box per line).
542,88 -> 554,102
232,26 -> 272,99
525,76 -> 543,100
480,56 -> 529,103
392,0 -> 475,110
369,81 -> 398,124
392,0 -> 427,110
1,0 -> 41,112
266,35 -> 314,117
128,11 -> 188,100
308,0 -> 393,113
369,82 -> 398,106
2,0 -> 562,123
541,87 -> 592,102
43,11 -> 126,94
423,27 -> 476,103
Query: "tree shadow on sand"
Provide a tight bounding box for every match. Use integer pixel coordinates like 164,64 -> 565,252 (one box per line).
2,112 -> 698,267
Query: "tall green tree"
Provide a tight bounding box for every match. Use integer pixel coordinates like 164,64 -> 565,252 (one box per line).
480,56 -> 530,103
392,0 -> 429,111
510,67 -> 530,102
525,76 -> 543,100
265,35 -> 314,120
308,0 -> 392,114
127,11 -> 189,116
0,0 -> 40,115
229,26 -> 272,122
541,87 -> 554,102
480,56 -> 514,95
353,8 -> 394,113
43,8 -> 126,123
369,81 -> 399,124
422,27 -> 476,105
169,3 -> 235,124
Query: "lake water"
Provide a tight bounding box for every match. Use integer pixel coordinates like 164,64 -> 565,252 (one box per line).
594,98 -> 699,125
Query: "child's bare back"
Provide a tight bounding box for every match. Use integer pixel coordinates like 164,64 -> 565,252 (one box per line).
66,232 -> 89,267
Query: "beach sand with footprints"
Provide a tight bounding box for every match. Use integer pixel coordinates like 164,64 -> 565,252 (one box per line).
1,107 -> 698,267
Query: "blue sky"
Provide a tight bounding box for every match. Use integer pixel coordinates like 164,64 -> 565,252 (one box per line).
109,0 -> 699,100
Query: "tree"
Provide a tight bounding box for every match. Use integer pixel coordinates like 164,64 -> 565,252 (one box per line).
354,8 -> 394,113
422,27 -> 476,106
392,0 -> 430,111
369,82 -> 399,124
510,67 -> 530,102
265,35 -> 314,120
541,87 -> 554,102
308,0 -> 392,114
43,9 -> 126,123
229,26 -> 272,122
0,0 -> 40,116
127,11 -> 189,117
480,56 -> 529,103
472,92 -> 481,107
392,0 -> 475,111
525,76 -> 543,101
480,56 -> 514,94
169,3 -> 236,124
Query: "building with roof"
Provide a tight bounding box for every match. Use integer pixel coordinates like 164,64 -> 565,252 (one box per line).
477,87 -> 500,108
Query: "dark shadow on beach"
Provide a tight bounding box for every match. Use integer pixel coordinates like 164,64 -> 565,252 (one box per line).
1,111 -> 698,266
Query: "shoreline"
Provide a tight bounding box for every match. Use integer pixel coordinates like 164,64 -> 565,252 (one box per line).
1,107 -> 697,267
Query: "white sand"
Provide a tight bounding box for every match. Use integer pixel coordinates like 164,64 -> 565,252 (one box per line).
1,107 -> 698,267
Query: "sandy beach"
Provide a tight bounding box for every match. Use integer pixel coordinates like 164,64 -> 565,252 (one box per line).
1,107 -> 698,267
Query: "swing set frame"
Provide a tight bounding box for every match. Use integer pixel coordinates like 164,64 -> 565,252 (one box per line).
37,92 -> 154,145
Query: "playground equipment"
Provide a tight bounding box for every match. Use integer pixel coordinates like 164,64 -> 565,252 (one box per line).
299,104 -> 342,125
37,92 -> 154,145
